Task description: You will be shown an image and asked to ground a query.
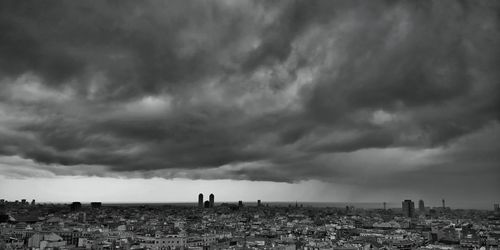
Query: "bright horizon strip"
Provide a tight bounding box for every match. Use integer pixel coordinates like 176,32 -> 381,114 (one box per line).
0,176 -> 495,210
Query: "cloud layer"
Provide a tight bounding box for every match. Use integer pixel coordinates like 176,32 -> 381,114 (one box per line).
0,1 -> 499,192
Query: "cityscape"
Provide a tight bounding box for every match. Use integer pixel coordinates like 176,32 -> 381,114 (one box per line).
1,196 -> 500,249
1,0 -> 500,249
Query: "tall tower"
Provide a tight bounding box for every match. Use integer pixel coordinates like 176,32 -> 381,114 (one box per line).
209,193 -> 214,208
198,193 -> 203,208
383,202 -> 386,210
442,199 -> 445,208
257,200 -> 261,207
419,199 -> 425,212
402,200 -> 415,217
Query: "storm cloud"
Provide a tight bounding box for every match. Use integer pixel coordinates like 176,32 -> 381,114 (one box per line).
0,0 -> 499,192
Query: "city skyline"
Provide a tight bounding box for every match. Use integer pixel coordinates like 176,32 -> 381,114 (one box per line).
1,1 -> 499,206
0,187 -> 494,210
2,196 -> 498,249
1,195 -> 490,211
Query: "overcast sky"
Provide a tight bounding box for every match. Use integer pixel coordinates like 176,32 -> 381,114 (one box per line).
0,1 -> 499,208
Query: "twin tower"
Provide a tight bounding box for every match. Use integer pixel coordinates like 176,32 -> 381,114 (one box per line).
198,193 -> 214,208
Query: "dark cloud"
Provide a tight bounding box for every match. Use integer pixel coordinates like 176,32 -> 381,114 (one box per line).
0,0 -> 499,194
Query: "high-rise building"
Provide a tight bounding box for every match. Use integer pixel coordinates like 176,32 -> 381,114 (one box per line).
383,202 -> 386,210
70,202 -> 82,211
402,200 -> 415,217
419,199 -> 425,212
442,199 -> 446,208
494,203 -> 499,212
257,200 -> 261,207
238,200 -> 243,207
198,193 -> 203,208
209,194 -> 214,208
31,199 -> 35,206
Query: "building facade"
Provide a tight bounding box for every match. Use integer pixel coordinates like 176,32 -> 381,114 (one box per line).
402,200 -> 415,218
138,235 -> 186,250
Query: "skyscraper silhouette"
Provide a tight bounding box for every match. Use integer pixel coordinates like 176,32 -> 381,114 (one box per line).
419,199 -> 425,213
70,202 -> 82,211
402,200 -> 415,217
198,193 -> 203,208
209,193 -> 214,208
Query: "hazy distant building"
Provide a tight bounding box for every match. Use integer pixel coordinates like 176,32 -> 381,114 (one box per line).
419,199 -> 425,212
494,203 -> 499,212
257,200 -> 261,207
90,202 -> 102,209
402,200 -> 415,217
442,199 -> 446,208
383,202 -> 386,210
198,193 -> 203,208
209,194 -> 214,208
31,199 -> 35,206
238,200 -> 243,207
70,202 -> 82,211
204,201 -> 210,208
345,205 -> 355,213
